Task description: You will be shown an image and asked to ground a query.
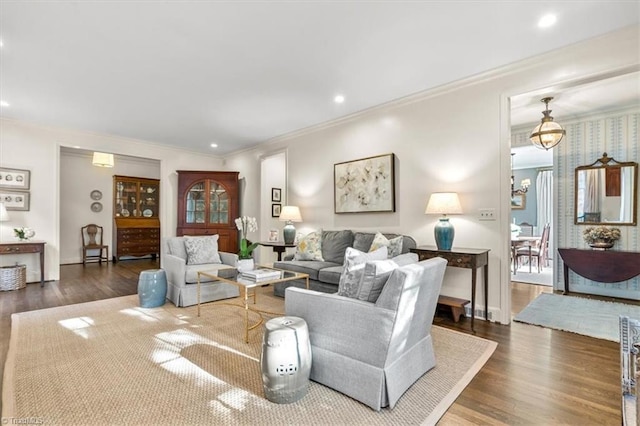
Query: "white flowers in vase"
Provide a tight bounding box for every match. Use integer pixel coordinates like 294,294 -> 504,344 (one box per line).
235,216 -> 258,259
14,227 -> 35,241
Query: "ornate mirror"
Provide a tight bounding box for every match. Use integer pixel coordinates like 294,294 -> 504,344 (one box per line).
574,153 -> 638,225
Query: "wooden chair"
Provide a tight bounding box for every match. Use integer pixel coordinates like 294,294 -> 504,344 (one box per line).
518,222 -> 534,237
516,223 -> 550,273
81,224 -> 109,265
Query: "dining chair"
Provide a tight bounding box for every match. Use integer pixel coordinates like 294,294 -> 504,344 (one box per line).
81,224 -> 109,265
518,222 -> 534,237
516,223 -> 550,273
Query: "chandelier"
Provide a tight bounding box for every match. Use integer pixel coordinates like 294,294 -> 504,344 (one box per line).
511,153 -> 530,196
530,96 -> 565,150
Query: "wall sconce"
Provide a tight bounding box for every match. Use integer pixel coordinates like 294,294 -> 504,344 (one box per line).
425,192 -> 462,251
530,97 -> 565,151
92,152 -> 115,168
511,153 -> 530,196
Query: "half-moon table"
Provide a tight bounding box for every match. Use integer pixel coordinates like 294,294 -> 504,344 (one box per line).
558,248 -> 640,294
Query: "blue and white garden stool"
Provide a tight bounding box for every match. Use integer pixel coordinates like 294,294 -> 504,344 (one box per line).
138,269 -> 167,308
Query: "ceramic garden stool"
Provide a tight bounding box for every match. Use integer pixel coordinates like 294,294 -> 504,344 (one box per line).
138,269 -> 167,308
260,316 -> 312,404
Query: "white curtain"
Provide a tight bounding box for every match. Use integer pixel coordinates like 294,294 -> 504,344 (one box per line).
583,169 -> 600,215
536,170 -> 553,260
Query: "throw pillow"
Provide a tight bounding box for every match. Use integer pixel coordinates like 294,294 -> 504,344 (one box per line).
293,231 -> 324,261
357,259 -> 400,303
321,230 -> 354,264
184,235 -> 222,265
337,246 -> 388,298
369,232 -> 404,258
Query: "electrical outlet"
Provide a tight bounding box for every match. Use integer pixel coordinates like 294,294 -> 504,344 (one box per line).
478,208 -> 496,221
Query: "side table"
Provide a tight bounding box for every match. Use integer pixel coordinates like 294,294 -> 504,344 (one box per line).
411,246 -> 489,333
259,241 -> 296,261
0,241 -> 46,287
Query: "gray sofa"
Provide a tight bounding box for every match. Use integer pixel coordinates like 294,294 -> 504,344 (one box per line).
273,230 -> 417,297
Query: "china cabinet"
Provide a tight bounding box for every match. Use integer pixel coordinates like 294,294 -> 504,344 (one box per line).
176,171 -> 239,253
112,175 -> 160,262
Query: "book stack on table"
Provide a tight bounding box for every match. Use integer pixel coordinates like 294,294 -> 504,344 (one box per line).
240,268 -> 283,282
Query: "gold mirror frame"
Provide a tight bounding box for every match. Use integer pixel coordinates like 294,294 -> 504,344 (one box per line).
574,153 -> 638,226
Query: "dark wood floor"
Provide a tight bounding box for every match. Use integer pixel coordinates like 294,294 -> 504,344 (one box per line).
1,262 -> 622,424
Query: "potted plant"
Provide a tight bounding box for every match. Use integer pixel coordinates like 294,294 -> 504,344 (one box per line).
235,216 -> 259,271
14,227 -> 35,241
583,226 -> 621,249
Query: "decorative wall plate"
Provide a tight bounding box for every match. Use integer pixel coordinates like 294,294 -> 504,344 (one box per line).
91,202 -> 103,212
90,190 -> 103,200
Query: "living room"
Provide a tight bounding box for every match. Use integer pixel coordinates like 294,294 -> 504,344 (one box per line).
1,2 -> 639,423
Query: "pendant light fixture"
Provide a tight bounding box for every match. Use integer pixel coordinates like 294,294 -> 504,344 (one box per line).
529,96 -> 565,151
92,152 -> 115,168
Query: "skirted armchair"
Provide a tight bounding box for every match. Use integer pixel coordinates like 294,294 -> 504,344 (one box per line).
285,257 -> 447,410
163,236 -> 240,307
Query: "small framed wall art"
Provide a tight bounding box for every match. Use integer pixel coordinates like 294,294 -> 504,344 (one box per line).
1,190 -> 30,211
511,194 -> 526,210
272,203 -> 282,217
271,187 -> 281,202
0,168 -> 30,190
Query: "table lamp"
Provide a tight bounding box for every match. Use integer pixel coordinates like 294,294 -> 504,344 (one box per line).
279,206 -> 302,244
0,203 -> 9,222
425,192 -> 462,250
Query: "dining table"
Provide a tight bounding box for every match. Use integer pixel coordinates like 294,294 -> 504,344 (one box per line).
511,235 -> 541,274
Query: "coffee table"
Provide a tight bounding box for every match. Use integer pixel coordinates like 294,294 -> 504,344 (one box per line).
196,266 -> 309,342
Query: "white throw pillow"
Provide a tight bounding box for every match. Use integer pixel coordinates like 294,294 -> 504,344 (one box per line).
337,246 -> 388,298
184,235 -> 222,265
369,232 -> 403,258
356,259 -> 400,302
293,231 -> 324,261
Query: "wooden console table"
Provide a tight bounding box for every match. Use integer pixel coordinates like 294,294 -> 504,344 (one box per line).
411,246 -> 490,333
0,241 -> 46,287
558,248 -> 640,294
258,241 -> 296,261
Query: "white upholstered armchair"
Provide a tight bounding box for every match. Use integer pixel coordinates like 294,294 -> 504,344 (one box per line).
285,257 -> 447,410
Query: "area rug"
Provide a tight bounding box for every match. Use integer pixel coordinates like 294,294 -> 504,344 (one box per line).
3,292 -> 496,425
511,265 -> 553,286
514,292 -> 640,342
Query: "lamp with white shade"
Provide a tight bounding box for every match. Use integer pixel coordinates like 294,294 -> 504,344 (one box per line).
425,192 -> 462,251
0,203 -> 9,222
279,206 -> 302,244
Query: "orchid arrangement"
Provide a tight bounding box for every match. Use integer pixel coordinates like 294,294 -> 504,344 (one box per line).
14,227 -> 35,240
583,226 -> 621,244
235,216 -> 259,259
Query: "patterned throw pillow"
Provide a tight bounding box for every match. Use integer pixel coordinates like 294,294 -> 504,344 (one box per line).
369,232 -> 403,258
337,246 -> 388,298
293,231 -> 324,261
184,235 -> 222,265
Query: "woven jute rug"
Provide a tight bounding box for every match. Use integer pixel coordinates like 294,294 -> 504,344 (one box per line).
3,289 -> 496,425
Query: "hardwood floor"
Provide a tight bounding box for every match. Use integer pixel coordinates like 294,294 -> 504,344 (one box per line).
1,263 -> 622,424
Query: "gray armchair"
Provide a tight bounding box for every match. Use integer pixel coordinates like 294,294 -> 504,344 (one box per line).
285,257 -> 447,411
163,236 -> 240,307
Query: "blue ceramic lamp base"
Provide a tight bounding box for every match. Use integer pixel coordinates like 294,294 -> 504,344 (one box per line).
283,222 -> 296,244
434,217 -> 455,251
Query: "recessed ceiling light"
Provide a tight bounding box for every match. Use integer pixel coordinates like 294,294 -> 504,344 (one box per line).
538,14 -> 557,28
210,143 -> 218,148
0,100 -> 9,108
334,94 -> 345,104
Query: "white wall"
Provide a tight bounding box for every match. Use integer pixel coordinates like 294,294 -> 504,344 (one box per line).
257,151 -> 287,263
225,25 -> 640,324
0,118 -> 225,281
59,149 -> 161,264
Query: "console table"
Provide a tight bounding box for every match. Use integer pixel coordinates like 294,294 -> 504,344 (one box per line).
258,241 -> 296,261
558,248 -> 640,294
0,241 -> 46,287
411,246 -> 490,333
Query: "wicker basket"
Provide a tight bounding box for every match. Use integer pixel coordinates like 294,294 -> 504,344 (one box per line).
0,264 -> 27,291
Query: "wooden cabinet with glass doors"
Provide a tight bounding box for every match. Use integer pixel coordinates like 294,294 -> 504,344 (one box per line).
112,175 -> 160,262
176,171 -> 239,254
